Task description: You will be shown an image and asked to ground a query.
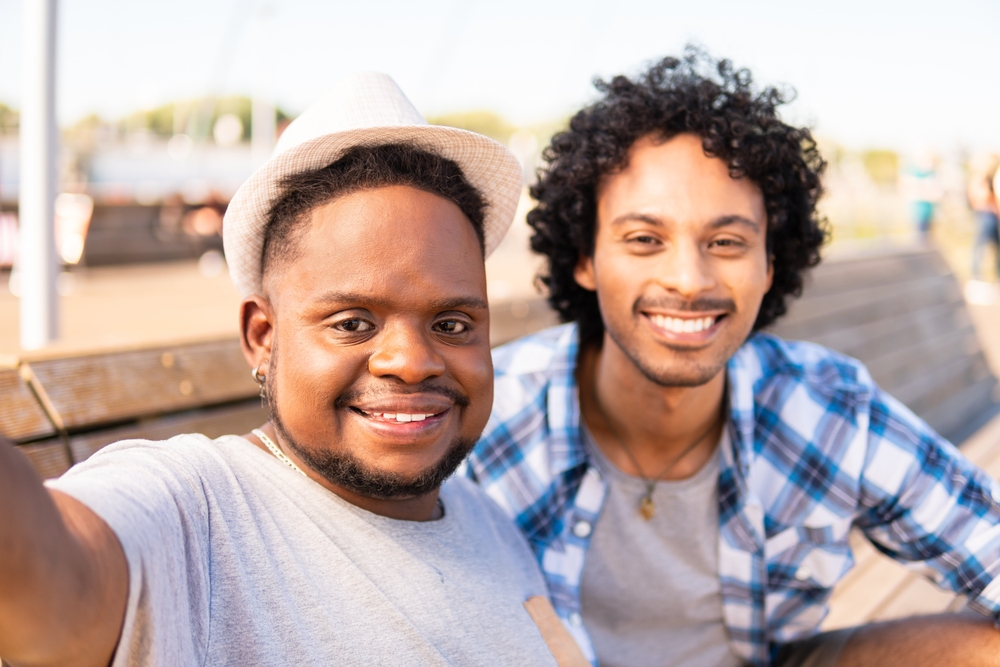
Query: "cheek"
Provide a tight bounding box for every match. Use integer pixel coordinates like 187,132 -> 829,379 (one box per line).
448,345 -> 494,430
724,256 -> 772,306
274,331 -> 360,417
592,250 -> 643,299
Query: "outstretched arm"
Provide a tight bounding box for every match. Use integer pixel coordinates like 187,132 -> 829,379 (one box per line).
839,612 -> 1000,667
0,436 -> 127,667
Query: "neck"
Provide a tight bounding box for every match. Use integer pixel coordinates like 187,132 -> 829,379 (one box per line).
577,333 -> 727,480
247,423 -> 444,522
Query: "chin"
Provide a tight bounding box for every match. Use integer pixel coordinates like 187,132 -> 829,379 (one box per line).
288,430 -> 475,500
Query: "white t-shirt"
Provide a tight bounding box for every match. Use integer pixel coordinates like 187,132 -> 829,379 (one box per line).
49,434 -> 557,667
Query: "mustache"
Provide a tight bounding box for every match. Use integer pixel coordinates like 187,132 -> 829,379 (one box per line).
334,380 -> 471,410
633,294 -> 736,314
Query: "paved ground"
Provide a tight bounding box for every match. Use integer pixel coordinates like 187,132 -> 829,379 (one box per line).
0,262 -> 243,357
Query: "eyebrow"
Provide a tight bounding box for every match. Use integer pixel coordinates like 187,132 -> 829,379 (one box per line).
708,215 -> 762,233
315,291 -> 489,312
609,212 -> 762,233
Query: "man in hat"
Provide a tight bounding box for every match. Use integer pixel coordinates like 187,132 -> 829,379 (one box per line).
0,73 -> 584,667
468,51 -> 1000,666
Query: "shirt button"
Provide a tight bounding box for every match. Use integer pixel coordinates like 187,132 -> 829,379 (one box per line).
568,612 -> 583,627
572,521 -> 592,538
794,566 -> 811,581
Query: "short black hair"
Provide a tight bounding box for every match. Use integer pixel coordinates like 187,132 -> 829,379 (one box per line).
262,143 -> 487,278
528,47 -> 828,342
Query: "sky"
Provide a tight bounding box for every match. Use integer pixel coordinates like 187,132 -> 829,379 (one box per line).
1,0 -> 999,153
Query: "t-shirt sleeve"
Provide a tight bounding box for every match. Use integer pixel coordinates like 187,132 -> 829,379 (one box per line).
47,436 -> 214,666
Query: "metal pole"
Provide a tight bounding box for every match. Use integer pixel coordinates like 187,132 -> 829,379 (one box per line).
251,4 -> 276,167
19,0 -> 59,350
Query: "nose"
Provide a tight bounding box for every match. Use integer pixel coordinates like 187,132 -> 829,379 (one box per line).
367,319 -> 447,384
658,236 -> 715,298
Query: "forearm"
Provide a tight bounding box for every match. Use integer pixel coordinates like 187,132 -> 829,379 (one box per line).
0,439 -> 126,667
839,612 -> 1000,667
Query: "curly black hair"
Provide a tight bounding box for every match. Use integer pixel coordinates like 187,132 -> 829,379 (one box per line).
528,47 -> 828,343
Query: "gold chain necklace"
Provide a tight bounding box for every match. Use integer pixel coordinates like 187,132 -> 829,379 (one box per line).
252,428 -> 308,477
589,385 -> 722,520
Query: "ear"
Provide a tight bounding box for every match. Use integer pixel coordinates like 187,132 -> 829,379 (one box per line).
765,254 -> 774,293
240,295 -> 275,374
573,254 -> 597,292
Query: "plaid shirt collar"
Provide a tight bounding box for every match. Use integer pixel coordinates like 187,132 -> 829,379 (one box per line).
535,321 -> 763,499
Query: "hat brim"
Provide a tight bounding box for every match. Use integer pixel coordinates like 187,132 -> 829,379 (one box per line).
223,125 -> 523,297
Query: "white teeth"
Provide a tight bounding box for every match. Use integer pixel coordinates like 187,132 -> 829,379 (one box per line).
650,314 -> 716,334
362,411 -> 435,423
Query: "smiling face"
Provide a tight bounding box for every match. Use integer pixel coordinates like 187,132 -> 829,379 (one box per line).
247,185 -> 492,501
575,133 -> 772,387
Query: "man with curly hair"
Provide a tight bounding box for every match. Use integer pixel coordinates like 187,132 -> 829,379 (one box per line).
468,50 -> 1000,667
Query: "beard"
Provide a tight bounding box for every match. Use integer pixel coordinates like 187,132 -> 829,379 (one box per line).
601,293 -> 742,388
264,354 -> 475,500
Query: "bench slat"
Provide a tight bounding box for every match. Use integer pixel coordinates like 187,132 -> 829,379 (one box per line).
799,250 -> 949,298
17,400 -> 267,479
0,368 -> 56,441
26,339 -> 257,430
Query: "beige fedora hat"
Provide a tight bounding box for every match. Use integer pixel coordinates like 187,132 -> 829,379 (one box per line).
223,71 -> 523,297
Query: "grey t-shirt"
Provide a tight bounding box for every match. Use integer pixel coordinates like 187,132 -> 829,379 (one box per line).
49,434 -> 557,667
580,427 -> 741,667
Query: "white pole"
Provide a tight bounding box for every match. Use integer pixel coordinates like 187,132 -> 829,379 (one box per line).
251,3 -> 276,167
19,0 -> 59,350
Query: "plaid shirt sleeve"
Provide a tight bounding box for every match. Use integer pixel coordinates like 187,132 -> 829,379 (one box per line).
853,386 -> 1000,619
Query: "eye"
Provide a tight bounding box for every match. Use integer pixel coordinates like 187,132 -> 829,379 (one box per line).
433,319 -> 468,335
335,318 -> 375,333
628,234 -> 660,245
709,237 -> 747,250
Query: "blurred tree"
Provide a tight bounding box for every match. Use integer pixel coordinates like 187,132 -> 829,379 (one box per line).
428,110 -> 516,144
64,113 -> 109,152
862,149 -> 899,185
0,102 -> 19,134
118,97 -> 291,142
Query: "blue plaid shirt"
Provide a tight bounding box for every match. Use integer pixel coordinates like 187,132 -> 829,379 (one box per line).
468,323 -> 1000,666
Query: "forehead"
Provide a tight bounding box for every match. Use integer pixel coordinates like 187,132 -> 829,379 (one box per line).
598,133 -> 766,226
268,185 -> 486,306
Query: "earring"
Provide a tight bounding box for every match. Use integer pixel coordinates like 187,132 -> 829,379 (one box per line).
251,365 -> 267,398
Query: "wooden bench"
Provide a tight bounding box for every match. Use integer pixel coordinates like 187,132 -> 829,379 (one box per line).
769,244 -> 999,444
1,337 -> 266,478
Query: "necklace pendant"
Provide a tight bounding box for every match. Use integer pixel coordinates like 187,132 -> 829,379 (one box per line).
639,495 -> 655,520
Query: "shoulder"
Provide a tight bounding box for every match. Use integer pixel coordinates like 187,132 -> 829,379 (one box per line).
441,475 -> 522,533
733,332 -> 875,399
49,433 -> 250,515
492,322 -> 579,379
61,433 -> 244,479
489,323 -> 578,421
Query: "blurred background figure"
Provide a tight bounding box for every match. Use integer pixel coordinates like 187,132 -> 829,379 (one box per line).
903,150 -> 944,239
966,153 -> 999,303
